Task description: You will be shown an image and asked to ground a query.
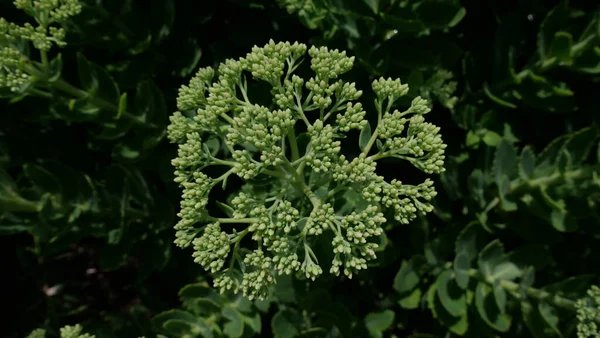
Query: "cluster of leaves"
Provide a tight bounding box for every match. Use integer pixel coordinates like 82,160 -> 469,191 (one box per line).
153,281 -> 263,338
27,324 -> 94,338
280,0 -> 463,111
1,0 -> 198,336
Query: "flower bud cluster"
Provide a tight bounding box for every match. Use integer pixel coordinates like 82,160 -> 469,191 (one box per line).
1,1 -> 81,93
168,40 -> 446,300
576,285 -> 600,338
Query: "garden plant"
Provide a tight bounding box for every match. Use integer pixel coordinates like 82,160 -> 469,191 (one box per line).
2,0 -> 600,337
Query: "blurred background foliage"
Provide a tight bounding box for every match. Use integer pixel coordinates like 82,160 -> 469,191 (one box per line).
2,0 -> 600,337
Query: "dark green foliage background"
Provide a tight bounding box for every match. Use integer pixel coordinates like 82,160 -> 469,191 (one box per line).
2,0 -> 600,337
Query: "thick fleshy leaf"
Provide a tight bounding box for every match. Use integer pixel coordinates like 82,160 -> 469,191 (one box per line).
271,309 -> 302,338
365,310 -> 394,338
436,270 -> 466,317
475,283 -> 511,332
393,255 -> 427,295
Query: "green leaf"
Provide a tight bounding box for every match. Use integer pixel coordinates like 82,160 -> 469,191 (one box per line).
223,307 -> 244,338
550,31 -> 573,63
134,80 -> 157,121
273,274 -> 297,303
192,298 -> 222,315
493,282 -> 507,313
536,134 -> 569,176
147,236 -> 171,271
243,313 -> 262,334
467,170 -> 486,209
475,283 -> 511,332
170,38 -> 203,78
24,164 -> 62,195
365,310 -> 394,338
0,225 -> 33,235
216,201 -> 235,218
271,309 -> 302,338
478,240 -> 521,282
76,53 -> 120,108
556,148 -> 570,173
521,267 -> 536,287
359,121 -> 372,151
455,222 -> 485,262
538,302 -> 561,335
48,54 -> 63,82
542,275 -> 595,300
564,126 -> 598,166
507,244 -> 552,271
436,270 -> 466,317
550,209 -> 572,232
393,255 -> 426,294
498,176 -> 518,211
519,146 -> 536,180
428,282 -> 469,335
491,262 -> 522,281
162,320 -> 194,335
494,140 -> 518,185
414,2 -> 465,29
483,83 -> 517,108
398,288 -> 422,309
107,229 -> 122,244
478,240 -> 503,278
522,301 -> 560,338
76,52 -> 97,92
117,92 -> 127,120
360,0 -> 379,14
454,253 -> 471,289
152,309 -> 198,332
494,140 -> 518,209
466,131 -> 481,148
482,131 -> 503,147
538,0 -> 569,61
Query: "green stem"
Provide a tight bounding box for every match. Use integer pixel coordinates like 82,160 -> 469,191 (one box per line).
238,81 -> 251,104
30,88 -> 53,99
484,167 -> 591,213
212,158 -> 238,167
284,161 -> 320,208
295,106 -> 311,127
263,168 -> 288,180
219,112 -> 236,126
208,217 -> 259,224
467,33 -> 597,105
326,185 -> 346,199
40,50 -> 49,77
362,99 -> 384,156
362,128 -> 379,156
287,128 -> 300,161
228,228 -> 250,270
0,196 -> 41,213
23,64 -> 152,128
467,269 -> 576,311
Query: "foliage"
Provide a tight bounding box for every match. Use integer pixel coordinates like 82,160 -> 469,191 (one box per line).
2,0 -> 600,337
27,324 -> 94,338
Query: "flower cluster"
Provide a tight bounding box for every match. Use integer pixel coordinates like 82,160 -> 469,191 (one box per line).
168,40 -> 446,300
1,0 -> 81,92
576,285 -> 600,338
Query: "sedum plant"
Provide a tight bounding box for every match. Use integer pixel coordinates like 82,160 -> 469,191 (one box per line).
27,324 -> 94,338
0,0 -> 82,95
168,40 -> 446,300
